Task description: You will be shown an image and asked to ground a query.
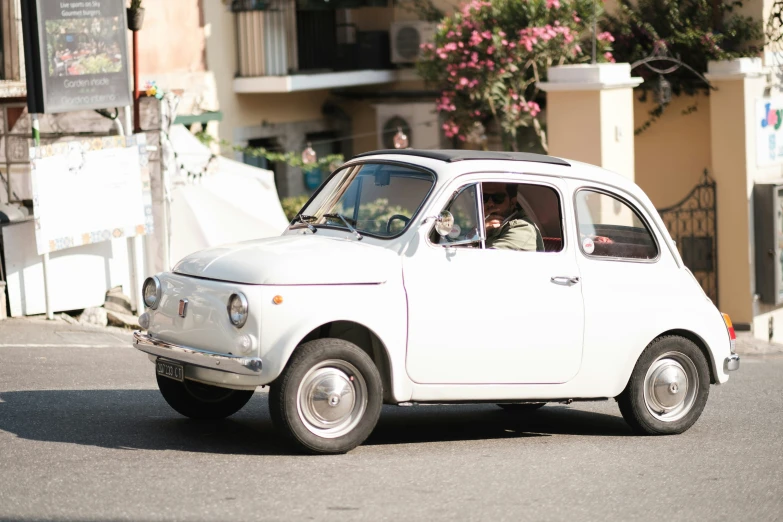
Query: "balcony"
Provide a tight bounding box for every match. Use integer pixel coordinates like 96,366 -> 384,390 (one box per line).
232,0 -> 399,93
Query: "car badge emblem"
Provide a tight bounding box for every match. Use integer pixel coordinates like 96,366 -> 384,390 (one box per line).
178,299 -> 188,318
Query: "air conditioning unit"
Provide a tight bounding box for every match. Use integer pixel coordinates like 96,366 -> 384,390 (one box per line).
390,21 -> 437,64
375,103 -> 442,150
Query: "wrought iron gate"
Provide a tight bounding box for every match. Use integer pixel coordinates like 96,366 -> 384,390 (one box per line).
657,170 -> 718,304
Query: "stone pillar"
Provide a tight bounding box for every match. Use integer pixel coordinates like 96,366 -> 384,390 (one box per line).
537,63 -> 642,181
705,58 -> 768,327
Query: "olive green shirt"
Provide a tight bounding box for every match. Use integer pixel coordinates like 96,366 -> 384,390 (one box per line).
485,211 -> 544,252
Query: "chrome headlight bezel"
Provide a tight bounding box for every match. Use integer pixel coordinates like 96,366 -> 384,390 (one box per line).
142,276 -> 161,309
227,292 -> 249,328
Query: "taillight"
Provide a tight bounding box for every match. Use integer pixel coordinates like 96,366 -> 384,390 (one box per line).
722,313 -> 736,354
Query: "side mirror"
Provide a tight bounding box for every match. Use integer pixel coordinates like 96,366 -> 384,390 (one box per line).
434,210 -> 454,237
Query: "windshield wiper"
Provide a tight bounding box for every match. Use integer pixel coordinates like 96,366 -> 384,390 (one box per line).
323,213 -> 363,240
295,214 -> 317,233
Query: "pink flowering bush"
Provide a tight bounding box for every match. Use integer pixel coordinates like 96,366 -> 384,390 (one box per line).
418,0 -> 614,150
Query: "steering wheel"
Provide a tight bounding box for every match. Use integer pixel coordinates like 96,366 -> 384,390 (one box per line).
386,214 -> 411,234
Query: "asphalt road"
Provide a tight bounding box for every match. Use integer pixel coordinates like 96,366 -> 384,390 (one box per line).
0,324 -> 781,521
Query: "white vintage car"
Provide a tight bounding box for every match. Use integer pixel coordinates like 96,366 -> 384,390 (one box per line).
134,149 -> 739,454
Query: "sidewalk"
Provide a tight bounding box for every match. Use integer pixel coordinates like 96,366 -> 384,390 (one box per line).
735,331 -> 783,355
0,315 -> 132,347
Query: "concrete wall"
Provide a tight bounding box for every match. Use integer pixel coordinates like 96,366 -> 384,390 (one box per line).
544,86 -> 634,182
202,1 -> 342,143
709,78 -> 756,323
137,0 -> 207,75
634,93 -> 713,208
546,91 -> 602,166
600,88 -> 636,180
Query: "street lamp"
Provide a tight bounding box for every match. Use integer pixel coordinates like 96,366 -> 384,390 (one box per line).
656,75 -> 672,105
393,127 -> 409,149
302,142 -> 317,165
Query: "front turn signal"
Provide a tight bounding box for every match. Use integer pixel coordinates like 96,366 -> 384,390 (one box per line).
722,313 -> 736,353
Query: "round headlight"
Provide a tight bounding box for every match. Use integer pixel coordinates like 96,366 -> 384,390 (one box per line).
227,293 -> 249,328
142,276 -> 161,309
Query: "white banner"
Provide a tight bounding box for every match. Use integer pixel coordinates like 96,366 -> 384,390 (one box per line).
30,135 -> 153,255
757,97 -> 783,167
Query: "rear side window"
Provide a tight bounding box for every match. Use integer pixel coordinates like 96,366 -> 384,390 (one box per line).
575,190 -> 658,260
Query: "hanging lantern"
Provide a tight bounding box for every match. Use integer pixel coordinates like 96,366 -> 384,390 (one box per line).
393,127 -> 409,149
656,75 -> 672,106
301,142 -> 317,165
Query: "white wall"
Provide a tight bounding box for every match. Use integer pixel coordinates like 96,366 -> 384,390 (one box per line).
2,221 -> 132,317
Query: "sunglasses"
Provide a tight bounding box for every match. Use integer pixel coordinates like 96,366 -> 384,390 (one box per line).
483,192 -> 507,204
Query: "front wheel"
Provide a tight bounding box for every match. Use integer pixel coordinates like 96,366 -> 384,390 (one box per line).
156,374 -> 254,420
618,336 -> 710,435
269,338 -> 383,454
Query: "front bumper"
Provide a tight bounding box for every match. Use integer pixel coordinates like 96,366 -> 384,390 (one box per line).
133,331 -> 263,376
724,354 -> 740,372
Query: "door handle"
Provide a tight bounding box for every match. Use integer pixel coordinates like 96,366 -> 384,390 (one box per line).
551,276 -> 580,286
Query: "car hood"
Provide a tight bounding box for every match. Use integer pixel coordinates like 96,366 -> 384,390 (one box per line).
172,235 -> 400,285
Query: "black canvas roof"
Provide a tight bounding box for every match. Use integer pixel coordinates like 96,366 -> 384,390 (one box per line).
353,149 -> 570,167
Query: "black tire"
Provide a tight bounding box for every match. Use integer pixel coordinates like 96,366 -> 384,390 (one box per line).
156,374 -> 254,420
497,403 -> 546,412
269,338 -> 383,454
618,336 -> 710,435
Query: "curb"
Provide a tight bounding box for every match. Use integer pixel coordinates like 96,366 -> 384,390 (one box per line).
735,331 -> 783,355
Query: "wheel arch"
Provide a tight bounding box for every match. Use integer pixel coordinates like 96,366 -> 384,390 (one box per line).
297,320 -> 395,403
649,329 -> 717,385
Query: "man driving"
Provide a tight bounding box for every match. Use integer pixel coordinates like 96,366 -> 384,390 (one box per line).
483,182 -> 543,252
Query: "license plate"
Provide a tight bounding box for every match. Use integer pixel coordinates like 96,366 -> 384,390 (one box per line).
156,359 -> 184,382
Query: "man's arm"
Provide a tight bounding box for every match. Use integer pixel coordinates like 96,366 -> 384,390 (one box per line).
487,221 -> 540,251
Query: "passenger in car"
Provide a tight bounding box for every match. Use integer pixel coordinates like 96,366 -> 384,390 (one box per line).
483,183 -> 544,251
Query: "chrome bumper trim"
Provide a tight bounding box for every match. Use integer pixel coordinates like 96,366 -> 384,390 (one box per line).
724,354 -> 740,372
133,331 -> 262,376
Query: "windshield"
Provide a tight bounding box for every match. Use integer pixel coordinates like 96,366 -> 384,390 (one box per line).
295,162 -> 436,238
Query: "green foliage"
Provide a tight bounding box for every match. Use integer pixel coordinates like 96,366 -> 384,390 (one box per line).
129,0 -> 143,9
604,0 -> 761,135
195,132 -> 343,173
417,0 -> 614,152
768,1 -> 783,44
285,196 -> 413,234
80,55 -> 117,74
396,0 -> 445,22
353,198 -> 412,235
281,194 -> 311,221
604,0 -> 762,95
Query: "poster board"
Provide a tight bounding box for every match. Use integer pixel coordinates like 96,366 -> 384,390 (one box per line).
29,135 -> 153,255
22,0 -> 132,113
757,97 -> 783,167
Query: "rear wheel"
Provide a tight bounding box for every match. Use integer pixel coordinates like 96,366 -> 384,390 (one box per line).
618,336 -> 710,435
156,374 -> 254,420
269,338 -> 383,454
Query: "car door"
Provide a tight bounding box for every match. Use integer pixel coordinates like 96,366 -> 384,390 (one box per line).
570,183 -> 683,371
403,175 -> 585,384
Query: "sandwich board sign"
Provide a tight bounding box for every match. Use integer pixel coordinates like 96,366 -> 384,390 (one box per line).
21,0 -> 132,114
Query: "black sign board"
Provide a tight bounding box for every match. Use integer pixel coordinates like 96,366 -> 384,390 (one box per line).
22,0 -> 131,114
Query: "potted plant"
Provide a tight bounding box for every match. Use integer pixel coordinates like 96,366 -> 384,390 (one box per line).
127,0 -> 145,32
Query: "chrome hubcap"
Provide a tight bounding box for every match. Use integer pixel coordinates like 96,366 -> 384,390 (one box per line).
643,351 -> 698,422
297,360 -> 367,439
